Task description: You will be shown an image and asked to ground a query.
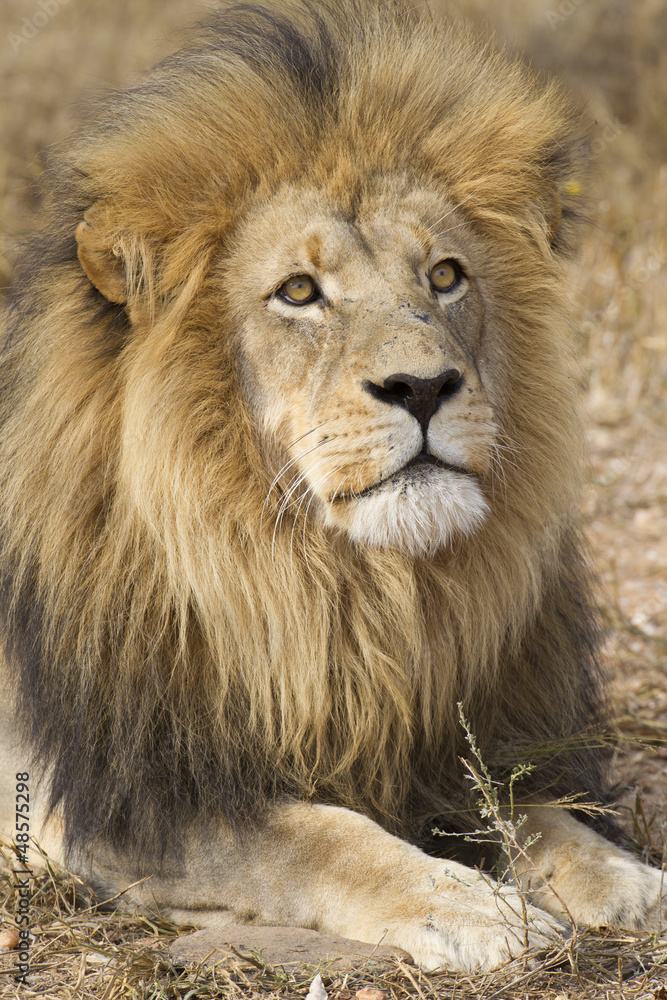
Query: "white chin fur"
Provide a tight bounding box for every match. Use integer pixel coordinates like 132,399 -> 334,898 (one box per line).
333,467 -> 489,557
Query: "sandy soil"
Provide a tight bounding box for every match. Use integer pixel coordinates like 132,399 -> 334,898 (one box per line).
586,416 -> 667,835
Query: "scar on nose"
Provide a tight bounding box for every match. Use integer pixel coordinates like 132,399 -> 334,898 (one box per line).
412,311 -> 431,324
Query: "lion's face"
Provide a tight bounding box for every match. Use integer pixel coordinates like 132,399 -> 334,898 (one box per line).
228,179 -> 497,556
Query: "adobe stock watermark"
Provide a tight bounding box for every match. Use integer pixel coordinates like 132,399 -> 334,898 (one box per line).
591,117 -> 626,157
545,0 -> 587,30
626,247 -> 667,288
13,772 -> 32,984
7,0 -> 70,54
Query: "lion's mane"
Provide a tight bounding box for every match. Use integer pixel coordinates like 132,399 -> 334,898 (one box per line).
0,0 -> 612,863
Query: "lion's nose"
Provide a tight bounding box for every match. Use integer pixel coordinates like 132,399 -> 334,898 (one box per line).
363,369 -> 463,433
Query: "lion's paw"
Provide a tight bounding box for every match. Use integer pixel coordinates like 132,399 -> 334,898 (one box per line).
385,871 -> 566,973
524,846 -> 666,931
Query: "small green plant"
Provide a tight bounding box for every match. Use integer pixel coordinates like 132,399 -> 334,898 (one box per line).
432,704 -> 610,961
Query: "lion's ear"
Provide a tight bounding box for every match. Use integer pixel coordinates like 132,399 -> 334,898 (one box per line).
75,207 -> 127,304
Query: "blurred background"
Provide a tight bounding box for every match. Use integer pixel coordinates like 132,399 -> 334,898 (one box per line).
1,0 -> 666,819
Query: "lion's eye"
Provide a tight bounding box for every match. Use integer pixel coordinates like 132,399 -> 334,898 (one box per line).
278,275 -> 319,305
429,259 -> 461,292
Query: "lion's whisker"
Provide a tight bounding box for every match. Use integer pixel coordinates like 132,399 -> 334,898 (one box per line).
271,455 -> 334,561
268,422 -> 331,468
426,192 -> 476,233
495,452 -> 538,486
300,488 -> 322,581
266,440 -> 329,499
489,446 -> 509,508
262,439 -> 330,524
278,454 -> 332,517
493,433 -> 522,456
282,462 -> 343,570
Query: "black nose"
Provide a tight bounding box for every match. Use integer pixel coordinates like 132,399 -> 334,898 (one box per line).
363,369 -> 463,433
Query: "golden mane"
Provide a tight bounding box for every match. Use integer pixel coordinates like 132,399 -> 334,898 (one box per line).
0,0 -> 610,862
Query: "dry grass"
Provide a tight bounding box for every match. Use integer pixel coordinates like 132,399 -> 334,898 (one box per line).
1,0 -> 666,996
1,841 -> 667,1000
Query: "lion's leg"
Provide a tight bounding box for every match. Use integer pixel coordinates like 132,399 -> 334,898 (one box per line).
78,801 -> 563,973
512,806 -> 665,930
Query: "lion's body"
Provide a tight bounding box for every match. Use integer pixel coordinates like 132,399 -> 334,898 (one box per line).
0,0 -> 663,973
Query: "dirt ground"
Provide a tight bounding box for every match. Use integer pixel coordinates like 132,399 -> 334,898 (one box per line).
0,0 -> 666,997
587,418 -> 667,827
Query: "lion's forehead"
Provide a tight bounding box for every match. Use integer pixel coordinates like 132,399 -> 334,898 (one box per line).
232,181 -> 464,295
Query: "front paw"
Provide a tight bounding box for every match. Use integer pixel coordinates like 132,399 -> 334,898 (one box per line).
523,846 -> 665,931
386,868 -> 566,973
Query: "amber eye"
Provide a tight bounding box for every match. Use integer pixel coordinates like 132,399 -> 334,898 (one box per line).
429,259 -> 461,292
278,275 -> 318,305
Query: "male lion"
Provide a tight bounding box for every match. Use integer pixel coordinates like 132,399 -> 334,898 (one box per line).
0,0 -> 663,975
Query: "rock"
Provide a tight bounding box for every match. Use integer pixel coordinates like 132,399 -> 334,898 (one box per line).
169,925 -> 409,975
0,928 -> 19,951
306,972 -> 328,999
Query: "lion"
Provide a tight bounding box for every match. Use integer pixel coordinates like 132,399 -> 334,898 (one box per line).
0,0 -> 663,975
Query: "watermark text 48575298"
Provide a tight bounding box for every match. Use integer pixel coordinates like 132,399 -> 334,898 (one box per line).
14,772 -> 32,984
